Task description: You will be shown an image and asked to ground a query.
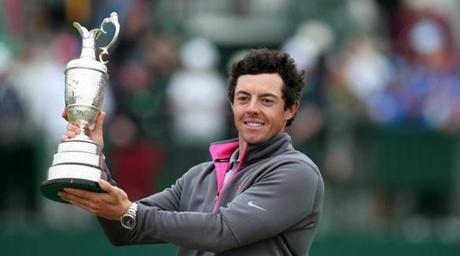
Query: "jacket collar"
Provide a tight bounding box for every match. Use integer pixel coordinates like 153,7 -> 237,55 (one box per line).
209,133 -> 293,165
243,133 -> 293,165
209,133 -> 293,196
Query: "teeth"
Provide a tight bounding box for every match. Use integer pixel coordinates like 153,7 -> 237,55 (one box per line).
246,122 -> 263,127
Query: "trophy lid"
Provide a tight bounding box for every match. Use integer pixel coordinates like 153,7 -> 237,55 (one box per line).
66,57 -> 108,75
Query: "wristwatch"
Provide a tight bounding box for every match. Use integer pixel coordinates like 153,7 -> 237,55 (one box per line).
120,202 -> 138,230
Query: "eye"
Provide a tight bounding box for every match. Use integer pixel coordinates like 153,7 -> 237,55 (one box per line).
236,95 -> 249,103
261,98 -> 274,105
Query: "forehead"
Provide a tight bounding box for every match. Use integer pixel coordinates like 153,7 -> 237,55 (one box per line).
235,73 -> 284,96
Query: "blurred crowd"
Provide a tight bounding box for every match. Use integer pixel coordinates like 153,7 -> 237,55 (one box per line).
1,0 -> 460,241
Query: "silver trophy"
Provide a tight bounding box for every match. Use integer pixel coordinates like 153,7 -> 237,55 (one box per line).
41,12 -> 120,203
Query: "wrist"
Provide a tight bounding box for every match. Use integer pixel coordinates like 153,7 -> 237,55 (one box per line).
120,202 -> 138,230
120,200 -> 133,216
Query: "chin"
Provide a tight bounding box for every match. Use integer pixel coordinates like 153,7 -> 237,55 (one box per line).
241,134 -> 266,145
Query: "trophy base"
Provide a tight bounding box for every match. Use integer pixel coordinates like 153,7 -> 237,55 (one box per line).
41,137 -> 106,204
40,178 -> 105,203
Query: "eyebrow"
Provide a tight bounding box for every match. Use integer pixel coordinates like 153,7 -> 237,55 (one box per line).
235,91 -> 280,98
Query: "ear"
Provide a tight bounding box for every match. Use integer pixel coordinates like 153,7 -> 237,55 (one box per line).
229,99 -> 234,112
285,101 -> 299,121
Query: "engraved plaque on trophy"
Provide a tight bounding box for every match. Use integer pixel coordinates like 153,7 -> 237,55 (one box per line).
41,12 -> 120,203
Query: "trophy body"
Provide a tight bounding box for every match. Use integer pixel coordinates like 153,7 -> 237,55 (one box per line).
41,12 -> 119,203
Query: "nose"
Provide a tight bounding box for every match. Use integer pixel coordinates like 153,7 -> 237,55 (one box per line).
246,98 -> 260,114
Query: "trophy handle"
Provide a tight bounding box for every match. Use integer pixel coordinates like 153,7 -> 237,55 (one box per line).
98,12 -> 120,64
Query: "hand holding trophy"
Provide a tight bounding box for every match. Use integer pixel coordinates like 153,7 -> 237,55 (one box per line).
41,12 -> 120,203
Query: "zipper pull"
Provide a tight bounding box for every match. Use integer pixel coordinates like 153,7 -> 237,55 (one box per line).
214,158 -> 230,163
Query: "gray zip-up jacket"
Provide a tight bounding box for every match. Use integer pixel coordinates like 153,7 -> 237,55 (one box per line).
99,133 -> 324,256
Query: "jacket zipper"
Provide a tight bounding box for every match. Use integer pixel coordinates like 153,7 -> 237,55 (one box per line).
212,153 -> 245,213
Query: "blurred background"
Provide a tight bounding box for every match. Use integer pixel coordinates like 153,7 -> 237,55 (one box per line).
1,0 -> 460,255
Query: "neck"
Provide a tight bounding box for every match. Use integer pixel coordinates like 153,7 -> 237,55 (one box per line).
238,138 -> 247,154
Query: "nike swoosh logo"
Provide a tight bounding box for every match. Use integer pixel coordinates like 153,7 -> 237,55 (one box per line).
248,201 -> 267,211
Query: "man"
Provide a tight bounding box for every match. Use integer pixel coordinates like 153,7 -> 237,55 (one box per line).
59,48 -> 324,255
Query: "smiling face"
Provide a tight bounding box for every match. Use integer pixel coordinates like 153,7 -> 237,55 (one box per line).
232,73 -> 298,146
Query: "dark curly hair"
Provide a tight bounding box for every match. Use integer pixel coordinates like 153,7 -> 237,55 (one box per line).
228,48 -> 305,126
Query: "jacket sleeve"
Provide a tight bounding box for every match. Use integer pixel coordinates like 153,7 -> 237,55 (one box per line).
98,170 -> 184,246
132,160 -> 323,253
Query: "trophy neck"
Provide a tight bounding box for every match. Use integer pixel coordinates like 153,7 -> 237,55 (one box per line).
80,47 -> 96,60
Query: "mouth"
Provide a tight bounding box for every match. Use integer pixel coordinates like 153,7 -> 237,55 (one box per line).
243,121 -> 265,129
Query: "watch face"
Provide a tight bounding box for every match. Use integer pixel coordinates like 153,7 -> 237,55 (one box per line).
122,215 -> 136,229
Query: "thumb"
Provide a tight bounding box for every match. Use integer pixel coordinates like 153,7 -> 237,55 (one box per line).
94,111 -> 106,132
62,110 -> 68,121
98,179 -> 115,193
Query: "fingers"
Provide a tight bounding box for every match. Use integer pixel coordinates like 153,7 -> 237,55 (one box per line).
67,122 -> 80,133
86,111 -> 105,148
59,188 -> 108,208
59,190 -> 109,217
61,110 -> 78,141
62,182 -> 119,204
94,111 -> 106,131
58,187 -> 123,220
62,187 -> 96,199
58,190 -> 93,209
61,193 -> 89,208
61,132 -> 76,141
61,122 -> 81,141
